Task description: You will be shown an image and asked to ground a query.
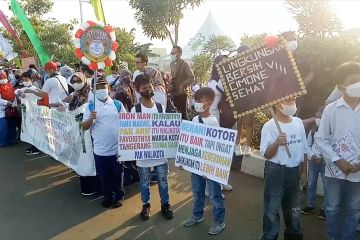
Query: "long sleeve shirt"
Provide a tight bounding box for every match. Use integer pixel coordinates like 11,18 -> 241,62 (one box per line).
315,97 -> 360,182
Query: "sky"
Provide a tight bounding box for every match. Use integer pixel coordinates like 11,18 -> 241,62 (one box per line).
1,0 -> 360,54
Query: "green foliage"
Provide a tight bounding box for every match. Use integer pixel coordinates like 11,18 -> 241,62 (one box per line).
129,0 -> 203,46
21,0 -> 53,17
202,35 -> 235,59
285,0 -> 342,38
240,33 -> 267,48
192,53 -> 212,85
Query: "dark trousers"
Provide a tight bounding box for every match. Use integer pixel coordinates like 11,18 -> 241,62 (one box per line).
262,161 -> 303,240
172,94 -> 187,120
94,154 -> 125,202
80,176 -> 100,194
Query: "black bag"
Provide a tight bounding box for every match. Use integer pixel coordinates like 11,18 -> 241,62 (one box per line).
216,85 -> 236,128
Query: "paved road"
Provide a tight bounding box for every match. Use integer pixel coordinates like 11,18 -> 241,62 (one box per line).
0,143 -> 343,240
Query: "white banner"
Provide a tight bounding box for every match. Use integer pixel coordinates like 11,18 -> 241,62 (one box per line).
118,112 -> 182,161
175,120 -> 237,185
21,100 -> 96,176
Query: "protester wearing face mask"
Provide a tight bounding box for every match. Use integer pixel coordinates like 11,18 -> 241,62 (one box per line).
301,106 -> 327,221
82,79 -> 125,208
183,87 -> 226,235
170,46 -> 195,119
133,53 -> 166,109
106,65 -> 120,89
60,72 -> 90,111
130,74 -> 173,221
14,72 -> 41,155
260,99 -> 307,240
315,62 -> 360,240
25,61 -> 69,108
0,71 -> 17,148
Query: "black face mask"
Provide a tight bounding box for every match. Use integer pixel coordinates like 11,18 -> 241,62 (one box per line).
140,90 -> 154,99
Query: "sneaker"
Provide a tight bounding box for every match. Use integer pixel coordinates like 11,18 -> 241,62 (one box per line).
243,145 -> 252,156
112,199 -> 123,209
184,215 -> 204,227
25,148 -> 40,156
317,209 -> 326,220
101,199 -> 112,208
222,184 -> 233,191
234,145 -> 242,156
301,206 -> 315,215
208,222 -> 225,235
222,193 -> 225,200
140,203 -> 151,220
25,147 -> 32,154
161,203 -> 174,219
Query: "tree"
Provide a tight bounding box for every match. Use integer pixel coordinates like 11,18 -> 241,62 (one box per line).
240,33 -> 267,48
202,35 -> 235,59
2,0 -> 78,66
192,53 -> 212,85
129,0 -> 203,46
285,0 -> 342,38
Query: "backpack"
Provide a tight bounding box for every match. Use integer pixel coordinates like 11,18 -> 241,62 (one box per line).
88,99 -> 122,113
216,85 -> 236,128
135,102 -> 163,113
0,83 -> 15,101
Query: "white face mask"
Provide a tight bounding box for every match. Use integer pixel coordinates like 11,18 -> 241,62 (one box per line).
315,118 -> 321,127
280,103 -> 297,116
95,89 -> 108,101
72,82 -> 85,91
194,102 -> 205,113
170,54 -> 177,62
23,81 -> 32,87
345,82 -> 360,98
287,40 -> 298,52
112,73 -> 118,78
0,79 -> 7,85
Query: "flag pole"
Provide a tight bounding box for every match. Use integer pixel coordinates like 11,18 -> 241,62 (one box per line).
79,0 -> 84,23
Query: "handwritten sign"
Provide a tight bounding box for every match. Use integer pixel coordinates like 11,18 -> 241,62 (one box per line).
328,133 -> 360,177
175,120 -> 237,185
21,100 -> 96,176
118,113 -> 182,161
216,39 -> 306,118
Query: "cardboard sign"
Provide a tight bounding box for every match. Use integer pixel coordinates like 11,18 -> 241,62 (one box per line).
118,112 -> 182,161
175,120 -> 237,185
328,133 -> 360,177
216,39 -> 306,118
80,26 -> 112,62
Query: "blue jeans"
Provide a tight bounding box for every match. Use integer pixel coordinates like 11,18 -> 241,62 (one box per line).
0,117 -> 17,147
94,154 -> 125,202
138,163 -> 169,205
262,161 -> 303,240
325,177 -> 360,240
306,161 -> 326,209
191,173 -> 225,223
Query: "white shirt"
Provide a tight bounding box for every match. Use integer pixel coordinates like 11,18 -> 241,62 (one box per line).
260,117 -> 307,167
0,95 -> 8,118
315,97 -> 360,182
83,97 -> 125,156
207,79 -> 223,122
130,103 -> 167,168
106,74 -> 120,86
192,115 -> 219,127
15,85 -> 40,104
306,131 -> 322,159
42,74 -> 68,104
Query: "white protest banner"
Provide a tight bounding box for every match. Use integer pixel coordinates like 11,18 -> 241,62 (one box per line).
328,133 -> 360,177
118,112 -> 182,161
175,120 -> 237,185
21,100 -> 96,176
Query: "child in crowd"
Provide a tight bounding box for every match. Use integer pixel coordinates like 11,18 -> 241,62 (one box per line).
315,62 -> 360,240
131,74 -> 173,221
301,107 -> 327,220
82,79 -> 125,208
15,72 -> 41,155
183,87 -> 226,235
260,98 -> 307,240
